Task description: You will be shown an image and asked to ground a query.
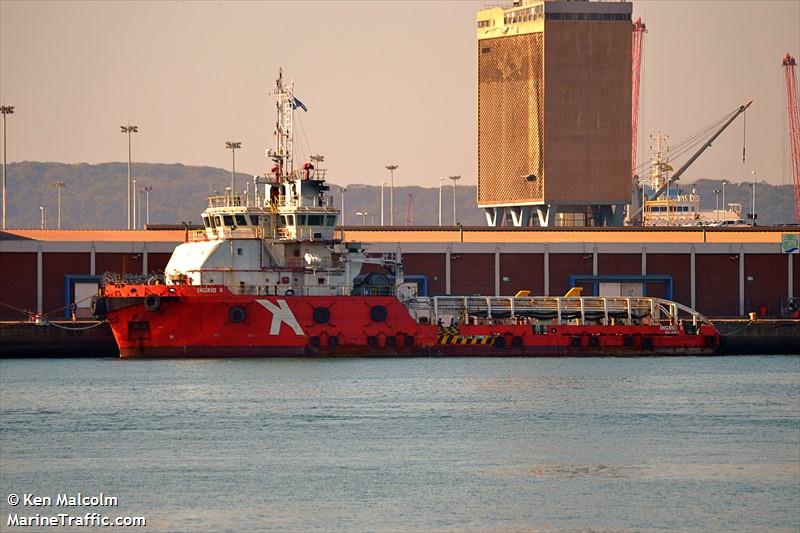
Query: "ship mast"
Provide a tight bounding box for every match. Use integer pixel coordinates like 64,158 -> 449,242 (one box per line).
649,131 -> 672,193
267,68 -> 295,180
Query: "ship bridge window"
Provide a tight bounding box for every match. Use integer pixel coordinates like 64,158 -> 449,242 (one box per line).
235,214 -> 247,226
214,216 -> 222,227
298,215 -> 307,225
325,215 -> 336,226
249,215 -> 260,225
279,215 -> 294,226
307,214 -> 323,226
203,216 -> 210,228
223,215 -> 234,226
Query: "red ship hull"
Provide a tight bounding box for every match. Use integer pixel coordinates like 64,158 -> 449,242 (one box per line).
95,285 -> 721,358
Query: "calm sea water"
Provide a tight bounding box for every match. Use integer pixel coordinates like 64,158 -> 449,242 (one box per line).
1,356 -> 798,532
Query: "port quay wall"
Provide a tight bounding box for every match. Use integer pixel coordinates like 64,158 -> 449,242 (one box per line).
0,227 -> 798,321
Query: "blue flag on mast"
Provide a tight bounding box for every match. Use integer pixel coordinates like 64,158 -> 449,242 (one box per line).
292,97 -> 308,112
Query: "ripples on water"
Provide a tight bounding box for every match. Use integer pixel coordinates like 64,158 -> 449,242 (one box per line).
1,356 -> 798,532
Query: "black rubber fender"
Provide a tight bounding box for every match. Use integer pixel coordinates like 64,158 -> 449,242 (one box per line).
570,336 -> 581,347
642,336 -> 654,350
228,305 -> 246,324
367,335 -> 378,347
370,305 -> 388,322
588,335 -> 600,348
313,306 -> 330,324
404,334 -> 414,347
512,336 -> 523,347
623,335 -> 634,348
328,335 -> 339,348
91,295 -> 107,319
309,335 -> 320,347
144,294 -> 161,312
493,335 -> 506,348
386,335 -> 396,347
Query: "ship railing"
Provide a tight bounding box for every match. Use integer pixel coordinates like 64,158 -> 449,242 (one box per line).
187,227 -> 269,242
188,230 -> 210,242
228,284 -> 339,296
101,271 -> 164,287
207,195 -> 243,208
407,296 -> 712,329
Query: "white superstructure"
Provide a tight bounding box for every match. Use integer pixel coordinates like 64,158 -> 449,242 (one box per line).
164,69 -> 365,295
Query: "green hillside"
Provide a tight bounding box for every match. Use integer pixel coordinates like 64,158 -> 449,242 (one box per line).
1,162 -> 796,229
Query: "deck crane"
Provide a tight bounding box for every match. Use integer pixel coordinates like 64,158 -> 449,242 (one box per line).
628,100 -> 752,223
783,53 -> 800,222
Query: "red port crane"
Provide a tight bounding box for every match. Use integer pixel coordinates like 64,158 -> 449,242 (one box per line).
783,53 -> 800,222
631,18 -> 647,179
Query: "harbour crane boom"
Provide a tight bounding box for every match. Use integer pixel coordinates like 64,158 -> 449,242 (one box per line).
630,100 -> 752,222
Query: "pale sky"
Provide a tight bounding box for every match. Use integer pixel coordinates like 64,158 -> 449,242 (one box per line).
1,0 -> 798,188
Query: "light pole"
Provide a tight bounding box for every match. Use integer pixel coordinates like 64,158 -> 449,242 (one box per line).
54,181 -> 65,229
751,170 -> 757,226
713,189 -> 720,221
380,181 -> 386,226
139,188 -> 146,229
438,177 -> 444,226
385,165 -> 397,225
341,188 -> 347,225
356,211 -> 369,225
449,175 -> 461,225
1,105 -> 14,230
39,204 -> 47,230
721,180 -> 727,222
225,141 -> 241,202
132,179 -> 137,229
120,125 -> 138,230
143,185 -> 152,226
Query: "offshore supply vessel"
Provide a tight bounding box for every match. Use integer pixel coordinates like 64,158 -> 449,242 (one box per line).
93,70 -> 721,358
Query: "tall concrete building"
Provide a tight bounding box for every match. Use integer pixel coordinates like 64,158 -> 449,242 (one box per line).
477,0 -> 632,227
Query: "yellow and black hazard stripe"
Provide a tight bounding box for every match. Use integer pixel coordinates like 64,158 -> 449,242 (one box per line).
437,335 -> 496,345
438,325 -> 460,336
